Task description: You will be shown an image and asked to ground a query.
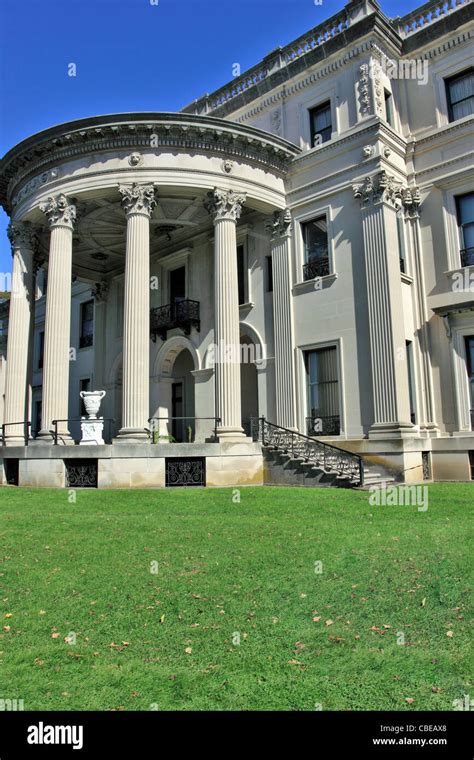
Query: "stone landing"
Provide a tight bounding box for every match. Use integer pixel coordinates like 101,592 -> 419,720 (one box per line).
0,442 -> 264,489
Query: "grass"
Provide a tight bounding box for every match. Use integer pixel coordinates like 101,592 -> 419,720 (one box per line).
0,484 -> 472,711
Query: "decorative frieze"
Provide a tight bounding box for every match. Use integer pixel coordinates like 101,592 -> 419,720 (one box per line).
40,193 -> 76,229
204,188 -> 246,223
119,183 -> 156,218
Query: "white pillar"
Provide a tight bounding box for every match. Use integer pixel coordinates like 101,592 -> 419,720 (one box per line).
266,209 -> 297,429
205,188 -> 247,439
3,222 -> 36,445
36,194 -> 76,443
353,172 -> 414,438
116,183 -> 156,442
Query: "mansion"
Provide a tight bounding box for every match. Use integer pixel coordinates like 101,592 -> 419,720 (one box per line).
0,0 -> 473,487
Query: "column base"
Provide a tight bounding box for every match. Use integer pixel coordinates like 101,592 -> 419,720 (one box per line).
368,422 -> 417,440
3,436 -> 27,447
217,427 -> 253,444
32,429 -> 74,445
114,428 -> 150,443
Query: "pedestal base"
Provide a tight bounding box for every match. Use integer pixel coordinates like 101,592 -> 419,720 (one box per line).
114,428 -> 150,443
80,419 -> 105,446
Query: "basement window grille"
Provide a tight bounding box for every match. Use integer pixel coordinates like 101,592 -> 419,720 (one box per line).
65,459 -> 98,488
4,459 -> 19,486
165,457 -> 206,487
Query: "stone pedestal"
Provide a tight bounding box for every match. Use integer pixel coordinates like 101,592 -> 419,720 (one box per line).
80,419 -> 105,445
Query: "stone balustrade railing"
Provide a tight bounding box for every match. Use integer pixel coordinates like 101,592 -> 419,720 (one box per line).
182,0 -> 472,117
182,3 -> 355,115
394,0 -> 472,37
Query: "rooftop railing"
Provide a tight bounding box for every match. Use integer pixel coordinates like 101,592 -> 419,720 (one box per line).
394,0 -> 471,37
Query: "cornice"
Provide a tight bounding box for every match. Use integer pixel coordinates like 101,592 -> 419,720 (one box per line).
0,114 -> 300,214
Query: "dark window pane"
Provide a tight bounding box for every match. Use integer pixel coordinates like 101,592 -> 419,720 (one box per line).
266,256 -> 273,292
456,193 -> 474,265
80,300 -> 94,348
446,69 -> 474,122
237,245 -> 245,305
309,102 -> 332,146
302,217 -> 330,280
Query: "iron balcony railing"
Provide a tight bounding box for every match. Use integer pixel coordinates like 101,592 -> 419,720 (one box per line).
306,415 -> 341,437
150,299 -> 200,342
251,416 -> 364,485
148,416 -> 221,444
303,257 -> 330,281
460,247 -> 474,267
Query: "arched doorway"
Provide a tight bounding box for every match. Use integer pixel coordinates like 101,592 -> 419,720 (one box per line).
153,337 -> 200,442
170,348 -> 195,442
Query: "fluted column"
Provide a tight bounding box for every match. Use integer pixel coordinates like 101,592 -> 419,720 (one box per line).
353,172 -> 414,438
266,209 -> 297,429
35,194 -> 76,443
116,183 -> 156,441
3,222 -> 36,445
205,188 -> 247,439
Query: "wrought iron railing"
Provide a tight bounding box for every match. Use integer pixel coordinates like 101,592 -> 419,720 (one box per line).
150,299 -> 200,342
148,416 -> 220,443
306,415 -> 341,437
251,416 -> 364,485
1,421 -> 31,446
460,247 -> 474,267
303,257 -> 330,281
51,418 -> 116,445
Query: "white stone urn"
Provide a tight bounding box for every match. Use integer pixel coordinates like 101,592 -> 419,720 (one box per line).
80,390 -> 106,419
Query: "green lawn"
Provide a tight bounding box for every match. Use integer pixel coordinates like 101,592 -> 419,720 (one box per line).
0,484 -> 472,711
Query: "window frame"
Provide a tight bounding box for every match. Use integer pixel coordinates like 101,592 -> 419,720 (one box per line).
445,67 -> 474,123
455,191 -> 474,267
309,100 -> 332,148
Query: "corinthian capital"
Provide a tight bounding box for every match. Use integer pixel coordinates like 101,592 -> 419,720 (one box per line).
204,188 -> 246,223
353,171 -> 421,217
7,221 -> 37,251
265,208 -> 292,241
119,183 -> 156,217
40,193 -> 76,229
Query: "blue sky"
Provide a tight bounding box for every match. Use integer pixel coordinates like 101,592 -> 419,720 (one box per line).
0,0 -> 421,274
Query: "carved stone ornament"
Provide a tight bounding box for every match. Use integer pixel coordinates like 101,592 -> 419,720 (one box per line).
221,160 -> 234,174
128,152 -> 143,167
7,221 -> 37,251
353,171 -> 421,217
39,193 -> 76,229
265,208 -> 292,240
91,280 -> 109,302
119,183 -> 156,217
204,188 -> 246,223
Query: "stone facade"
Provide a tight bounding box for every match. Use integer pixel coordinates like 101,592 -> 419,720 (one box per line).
0,0 -> 473,486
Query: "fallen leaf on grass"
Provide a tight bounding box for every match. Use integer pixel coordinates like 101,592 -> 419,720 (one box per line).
431,687 -> 442,693
184,647 -> 193,654
405,698 -> 414,704
51,633 -> 60,639
446,630 -> 454,638
313,616 -> 321,622
325,620 -> 334,627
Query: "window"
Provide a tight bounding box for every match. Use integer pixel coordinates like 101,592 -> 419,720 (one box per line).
80,378 -> 91,417
305,346 -> 340,436
266,256 -> 273,292
384,90 -> 394,127
309,101 -> 332,147
80,300 -> 94,348
302,217 -> 330,280
465,336 -> 474,430
406,341 -> 416,425
446,68 -> 474,122
397,213 -> 407,274
237,244 -> 246,305
455,193 -> 474,267
38,331 -> 44,369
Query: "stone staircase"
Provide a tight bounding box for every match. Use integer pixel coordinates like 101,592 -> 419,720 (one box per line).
252,418 -> 395,490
